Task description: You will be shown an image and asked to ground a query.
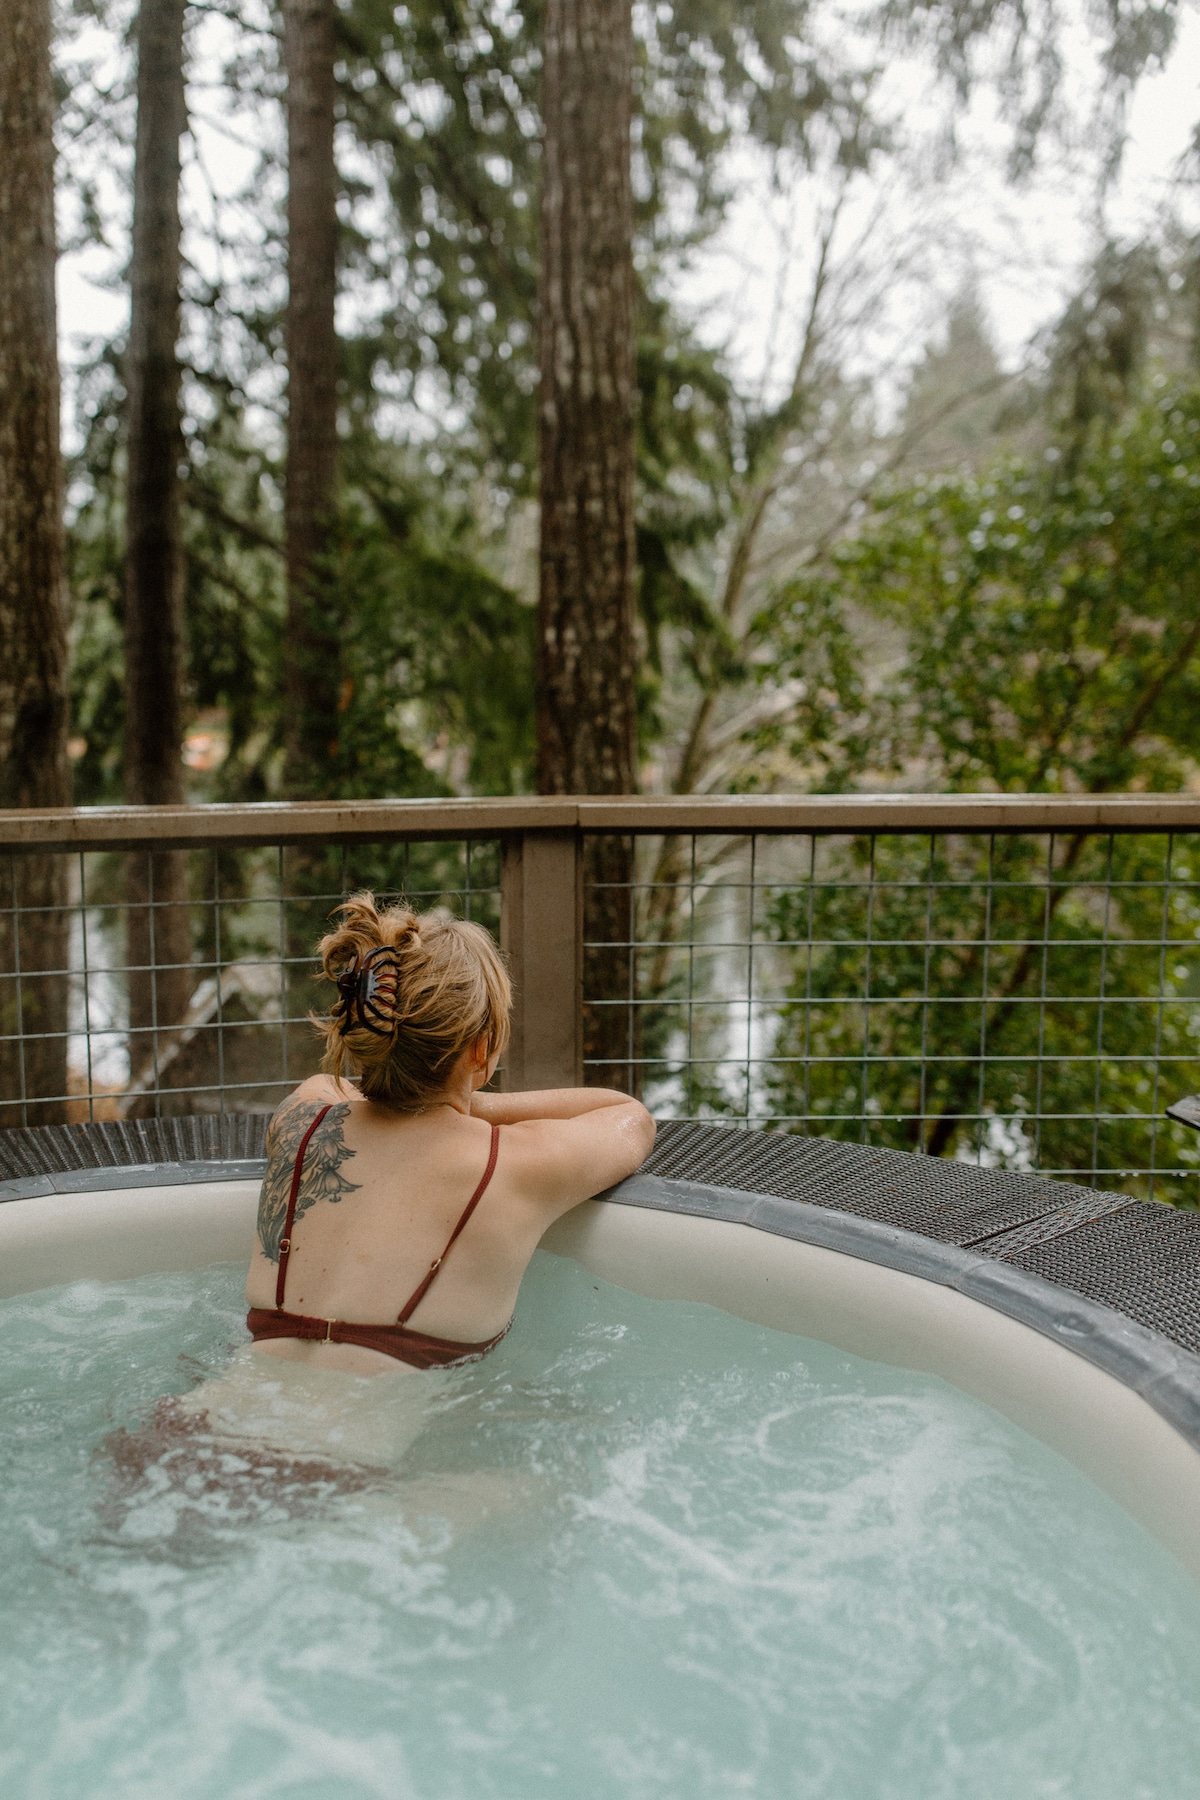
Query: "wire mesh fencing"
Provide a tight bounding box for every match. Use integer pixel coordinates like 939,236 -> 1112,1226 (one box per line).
582,827 -> 1200,1203
0,837 -> 500,1128
5,801 -> 1200,1205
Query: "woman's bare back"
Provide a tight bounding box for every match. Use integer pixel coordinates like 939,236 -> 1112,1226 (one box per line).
244,1073 -> 654,1376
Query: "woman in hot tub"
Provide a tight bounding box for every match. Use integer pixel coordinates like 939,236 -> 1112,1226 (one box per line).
245,890 -> 654,1374
170,893 -> 653,1470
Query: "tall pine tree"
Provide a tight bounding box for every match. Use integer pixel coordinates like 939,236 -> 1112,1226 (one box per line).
283,0 -> 340,798
0,0 -> 71,1124
537,0 -> 639,1084
124,0 -> 193,1087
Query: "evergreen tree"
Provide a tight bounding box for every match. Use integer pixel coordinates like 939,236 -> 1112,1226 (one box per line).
283,0 -> 341,798
0,0 -> 71,1123
124,0 -> 192,1075
536,0 -> 637,800
899,291 -> 1014,472
537,0 -> 639,1082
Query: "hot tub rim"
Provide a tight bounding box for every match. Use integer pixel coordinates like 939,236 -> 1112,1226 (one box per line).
4,1149 -> 1200,1457
605,1170 -> 1200,1453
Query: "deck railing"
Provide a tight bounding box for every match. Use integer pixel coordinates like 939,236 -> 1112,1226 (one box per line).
3,793 -> 1200,1201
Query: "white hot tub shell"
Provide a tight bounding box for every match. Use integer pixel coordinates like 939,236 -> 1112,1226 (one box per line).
3,1174 -> 1200,1577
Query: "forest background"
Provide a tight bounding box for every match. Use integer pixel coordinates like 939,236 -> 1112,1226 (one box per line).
3,0 -> 1200,1175
52,0 -> 1200,815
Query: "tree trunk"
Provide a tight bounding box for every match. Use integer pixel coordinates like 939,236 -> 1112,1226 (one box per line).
124,0 -> 193,1107
0,0 -> 71,1125
537,0 -> 638,1086
536,0 -> 637,797
282,0 -> 340,800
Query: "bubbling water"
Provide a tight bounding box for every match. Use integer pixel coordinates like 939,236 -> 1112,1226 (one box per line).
3,1251 -> 1200,1799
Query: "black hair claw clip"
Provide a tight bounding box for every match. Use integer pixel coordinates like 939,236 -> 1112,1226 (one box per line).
335,945 -> 401,1037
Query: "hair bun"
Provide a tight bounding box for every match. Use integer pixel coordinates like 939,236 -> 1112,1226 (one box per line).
315,890 -> 511,1109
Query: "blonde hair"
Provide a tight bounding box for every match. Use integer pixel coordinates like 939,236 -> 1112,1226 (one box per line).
316,892 -> 510,1110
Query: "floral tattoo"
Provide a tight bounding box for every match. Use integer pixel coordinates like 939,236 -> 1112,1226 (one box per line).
256,1101 -> 361,1264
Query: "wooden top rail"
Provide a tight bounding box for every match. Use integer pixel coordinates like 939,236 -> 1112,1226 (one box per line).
1,792 -> 1200,853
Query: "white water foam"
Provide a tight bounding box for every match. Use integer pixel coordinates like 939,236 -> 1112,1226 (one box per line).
2,1252 -> 1200,1798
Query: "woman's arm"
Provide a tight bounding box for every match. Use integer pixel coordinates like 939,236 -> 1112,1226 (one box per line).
495,1098 -> 656,1220
470,1086 -> 637,1124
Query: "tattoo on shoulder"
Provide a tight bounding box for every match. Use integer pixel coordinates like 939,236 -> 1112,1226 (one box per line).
257,1101 -> 361,1264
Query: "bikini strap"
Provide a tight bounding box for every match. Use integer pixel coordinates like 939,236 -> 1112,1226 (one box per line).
397,1123 -> 500,1324
275,1104 -> 332,1310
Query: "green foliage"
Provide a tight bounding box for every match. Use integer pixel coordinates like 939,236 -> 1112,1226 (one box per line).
61,0 -> 886,805
739,379 -> 1200,1188
337,0 -> 543,489
66,368 -> 536,801
764,830 -> 1200,1198
334,0 -> 882,776
319,496 -> 536,797
886,0 -> 1183,176
755,379 -> 1200,794
635,295 -> 745,741
336,0 -> 884,492
744,578 -> 869,790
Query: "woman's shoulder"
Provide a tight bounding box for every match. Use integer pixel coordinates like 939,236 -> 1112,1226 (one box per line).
286,1073 -> 358,1108
265,1077 -> 360,1148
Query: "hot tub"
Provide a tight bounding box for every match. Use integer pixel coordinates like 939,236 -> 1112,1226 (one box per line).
5,1120 -> 1200,1571
4,1119 -> 1200,1798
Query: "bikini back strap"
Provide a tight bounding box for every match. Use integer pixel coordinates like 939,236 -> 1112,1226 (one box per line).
275,1104 -> 332,1310
398,1123 -> 500,1324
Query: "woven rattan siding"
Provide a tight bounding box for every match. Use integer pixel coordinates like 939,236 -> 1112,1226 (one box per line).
642,1120 -> 1115,1247
0,1114 -> 269,1181
643,1121 -> 1200,1357
1006,1205 -> 1200,1354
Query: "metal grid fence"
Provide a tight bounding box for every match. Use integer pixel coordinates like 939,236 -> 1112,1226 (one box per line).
583,827 -> 1200,1204
4,800 -> 1200,1206
0,837 -> 500,1127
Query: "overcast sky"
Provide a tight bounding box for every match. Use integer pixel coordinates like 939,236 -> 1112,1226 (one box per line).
672,5 -> 1200,409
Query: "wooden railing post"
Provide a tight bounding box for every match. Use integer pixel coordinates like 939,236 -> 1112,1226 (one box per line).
500,828 -> 582,1091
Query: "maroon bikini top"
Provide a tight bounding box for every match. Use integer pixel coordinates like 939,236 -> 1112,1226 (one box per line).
246,1107 -> 510,1370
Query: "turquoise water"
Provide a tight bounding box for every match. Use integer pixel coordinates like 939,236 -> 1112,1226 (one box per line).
3,1252 -> 1200,1799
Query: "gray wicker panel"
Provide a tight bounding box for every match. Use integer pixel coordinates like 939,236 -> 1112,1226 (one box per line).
1007,1205 -> 1200,1355
0,1114 -> 270,1182
642,1120 -> 1102,1247
979,1195 -> 1138,1258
